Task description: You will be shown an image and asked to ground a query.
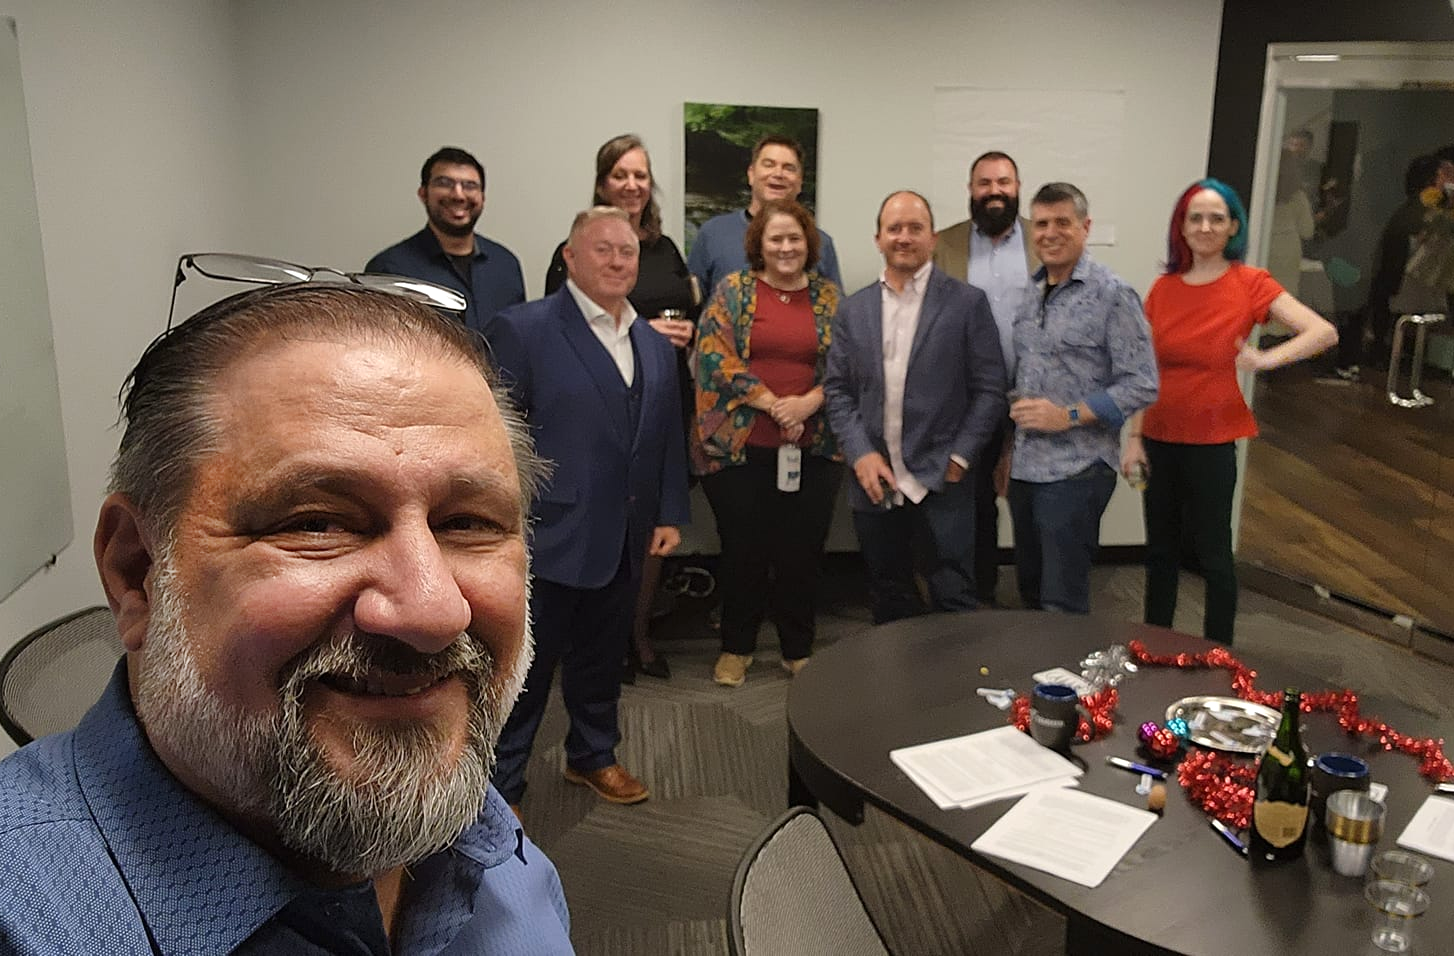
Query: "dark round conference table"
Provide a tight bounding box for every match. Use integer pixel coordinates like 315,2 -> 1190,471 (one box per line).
786,611 -> 1453,956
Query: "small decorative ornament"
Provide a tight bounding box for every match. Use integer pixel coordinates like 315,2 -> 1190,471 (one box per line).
1080,644 -> 1138,690
1137,721 -> 1183,759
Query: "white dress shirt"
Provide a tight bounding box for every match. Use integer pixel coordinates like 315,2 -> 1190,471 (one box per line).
879,261 -> 933,504
566,278 -> 638,385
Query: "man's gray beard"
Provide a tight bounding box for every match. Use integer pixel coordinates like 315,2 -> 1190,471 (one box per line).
134,560 -> 532,878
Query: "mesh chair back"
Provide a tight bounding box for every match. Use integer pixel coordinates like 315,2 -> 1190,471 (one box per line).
729,807 -> 891,956
0,607 -> 123,746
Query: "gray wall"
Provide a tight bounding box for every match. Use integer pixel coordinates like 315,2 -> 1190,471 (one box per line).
0,0 -> 1228,756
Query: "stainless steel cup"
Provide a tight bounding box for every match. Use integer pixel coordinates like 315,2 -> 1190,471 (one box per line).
1326,789 -> 1386,877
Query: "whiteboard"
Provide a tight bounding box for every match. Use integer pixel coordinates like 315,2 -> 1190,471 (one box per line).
0,18 -> 72,601
932,87 -> 1127,246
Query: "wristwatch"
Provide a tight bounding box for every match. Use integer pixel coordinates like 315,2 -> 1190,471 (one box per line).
1067,406 -> 1080,427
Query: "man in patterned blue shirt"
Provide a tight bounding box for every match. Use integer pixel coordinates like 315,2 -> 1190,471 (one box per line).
1007,182 -> 1158,615
0,285 -> 573,954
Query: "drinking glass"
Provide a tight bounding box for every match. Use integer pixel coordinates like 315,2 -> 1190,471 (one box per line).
1364,879 -> 1429,953
1370,850 -> 1434,888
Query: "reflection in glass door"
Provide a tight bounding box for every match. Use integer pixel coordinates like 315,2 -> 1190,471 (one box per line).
1238,44 -> 1454,638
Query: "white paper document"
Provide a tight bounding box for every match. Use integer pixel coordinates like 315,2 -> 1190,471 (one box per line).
1397,795 -> 1454,863
971,786 -> 1158,888
889,725 -> 1082,810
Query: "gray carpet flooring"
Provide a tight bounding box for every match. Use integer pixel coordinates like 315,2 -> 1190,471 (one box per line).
514,558 -> 1454,955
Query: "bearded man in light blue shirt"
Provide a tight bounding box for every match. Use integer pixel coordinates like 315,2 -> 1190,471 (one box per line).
933,151 -> 1041,604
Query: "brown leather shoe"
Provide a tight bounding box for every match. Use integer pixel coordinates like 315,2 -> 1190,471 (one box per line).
563,763 -> 650,805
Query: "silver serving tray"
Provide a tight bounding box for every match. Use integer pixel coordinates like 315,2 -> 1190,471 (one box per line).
1166,695 -> 1280,755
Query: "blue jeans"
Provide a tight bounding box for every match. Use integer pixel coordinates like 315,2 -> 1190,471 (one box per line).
852,475 -> 977,624
1008,463 -> 1117,614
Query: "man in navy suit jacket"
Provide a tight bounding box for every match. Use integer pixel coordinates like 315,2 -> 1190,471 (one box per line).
825,191 -> 1007,623
486,207 -> 690,809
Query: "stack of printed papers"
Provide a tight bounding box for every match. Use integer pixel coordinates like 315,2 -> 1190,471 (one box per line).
972,786 -> 1159,888
889,725 -> 1082,810
1397,795 -> 1454,863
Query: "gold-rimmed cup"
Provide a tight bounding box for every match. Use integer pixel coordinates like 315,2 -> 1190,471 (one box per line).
1326,789 -> 1385,877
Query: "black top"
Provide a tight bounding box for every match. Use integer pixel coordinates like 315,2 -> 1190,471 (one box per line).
544,234 -> 698,323
1367,196 -> 1432,312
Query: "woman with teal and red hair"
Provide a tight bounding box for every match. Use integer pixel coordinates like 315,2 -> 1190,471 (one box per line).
1121,178 -> 1336,644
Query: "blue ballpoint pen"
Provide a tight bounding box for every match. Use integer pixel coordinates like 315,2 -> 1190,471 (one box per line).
1209,818 -> 1248,856
1105,756 -> 1168,781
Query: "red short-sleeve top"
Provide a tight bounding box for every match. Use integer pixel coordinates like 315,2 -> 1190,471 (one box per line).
1142,263 -> 1284,444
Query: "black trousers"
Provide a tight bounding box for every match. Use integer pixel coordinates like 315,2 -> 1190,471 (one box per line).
972,418 -> 1010,604
1142,438 -> 1238,644
701,448 -> 843,659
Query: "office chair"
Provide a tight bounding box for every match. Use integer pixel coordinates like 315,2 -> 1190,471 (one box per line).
728,806 -> 892,956
0,606 -> 123,746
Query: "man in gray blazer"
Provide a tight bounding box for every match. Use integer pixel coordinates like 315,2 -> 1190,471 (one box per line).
825,191 -> 1008,623
933,151 -> 1039,604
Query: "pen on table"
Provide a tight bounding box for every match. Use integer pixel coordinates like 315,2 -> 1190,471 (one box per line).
1209,818 -> 1248,856
1105,756 -> 1167,781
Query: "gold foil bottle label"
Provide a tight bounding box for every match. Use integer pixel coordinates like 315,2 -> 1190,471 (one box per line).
1253,800 -> 1309,848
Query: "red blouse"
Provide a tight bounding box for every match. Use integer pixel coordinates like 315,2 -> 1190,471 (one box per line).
746,281 -> 819,447
1142,263 -> 1283,444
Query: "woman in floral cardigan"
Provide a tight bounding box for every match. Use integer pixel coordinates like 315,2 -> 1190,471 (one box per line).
693,199 -> 842,687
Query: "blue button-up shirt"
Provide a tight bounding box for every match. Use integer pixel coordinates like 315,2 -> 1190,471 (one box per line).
367,227 -> 526,336
0,665 -> 573,955
1011,254 -> 1158,483
687,209 -> 843,302
967,220 -> 1031,378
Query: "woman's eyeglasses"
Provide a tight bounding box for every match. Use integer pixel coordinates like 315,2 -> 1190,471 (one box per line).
167,252 -> 467,330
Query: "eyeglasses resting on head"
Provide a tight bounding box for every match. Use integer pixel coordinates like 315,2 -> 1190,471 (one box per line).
167,252 -> 467,331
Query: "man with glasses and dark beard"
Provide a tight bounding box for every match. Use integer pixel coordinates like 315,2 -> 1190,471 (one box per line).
0,285 -> 573,954
367,145 -> 527,335
933,151 -> 1040,605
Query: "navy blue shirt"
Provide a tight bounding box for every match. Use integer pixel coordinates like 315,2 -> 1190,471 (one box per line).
687,210 -> 843,305
0,665 -> 573,955
367,228 -> 526,336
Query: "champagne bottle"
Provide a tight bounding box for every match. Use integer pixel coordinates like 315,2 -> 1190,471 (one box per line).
1249,688 -> 1310,862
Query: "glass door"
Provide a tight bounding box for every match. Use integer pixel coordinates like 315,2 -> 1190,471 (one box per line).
1238,43 -> 1454,638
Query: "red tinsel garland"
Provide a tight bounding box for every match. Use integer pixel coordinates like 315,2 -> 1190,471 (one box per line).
1178,749 -> 1258,829
1127,639 -> 1454,826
